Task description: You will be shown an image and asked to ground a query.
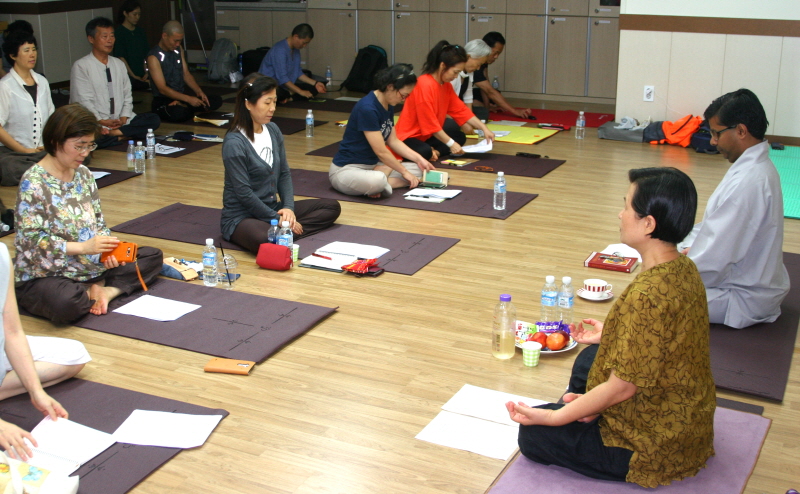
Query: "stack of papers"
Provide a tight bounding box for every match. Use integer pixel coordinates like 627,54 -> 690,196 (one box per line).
404,189 -> 462,202
25,417 -> 116,475
300,241 -> 389,272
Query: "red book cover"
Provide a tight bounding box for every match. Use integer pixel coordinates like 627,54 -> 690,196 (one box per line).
584,252 -> 639,273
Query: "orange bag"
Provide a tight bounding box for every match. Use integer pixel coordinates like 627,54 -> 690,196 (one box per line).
650,115 -> 703,147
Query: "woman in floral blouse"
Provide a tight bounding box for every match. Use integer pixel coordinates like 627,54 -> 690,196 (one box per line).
14,104 -> 162,324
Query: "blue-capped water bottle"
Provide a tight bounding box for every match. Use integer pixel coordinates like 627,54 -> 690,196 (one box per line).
305,109 -> 314,137
202,238 -> 218,287
541,275 -> 558,322
267,219 -> 280,243
493,171 -> 506,210
126,140 -> 135,170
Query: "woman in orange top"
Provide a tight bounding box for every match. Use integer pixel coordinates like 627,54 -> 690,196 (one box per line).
395,40 -> 494,161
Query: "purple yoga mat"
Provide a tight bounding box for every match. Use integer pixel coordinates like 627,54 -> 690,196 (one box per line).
89,167 -> 142,188
291,169 -> 537,219
0,378 -> 228,494
710,252 -> 800,401
306,142 -> 566,179
103,139 -> 221,158
191,112 -> 328,135
71,278 -> 336,362
486,407 -> 770,494
110,203 -> 459,275
277,98 -> 358,113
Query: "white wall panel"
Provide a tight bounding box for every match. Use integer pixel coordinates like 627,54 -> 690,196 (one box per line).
37,13 -> 70,83
621,0 -> 800,21
721,35 -> 782,131
773,37 -> 800,137
614,29 -> 671,122
67,10 -> 94,73
665,32 -> 725,120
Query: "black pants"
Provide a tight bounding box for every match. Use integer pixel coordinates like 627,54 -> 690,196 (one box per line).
95,113 -> 162,149
229,199 -> 341,254
402,119 -> 466,161
16,246 -> 164,325
277,81 -> 319,104
151,95 -> 224,123
129,76 -> 151,92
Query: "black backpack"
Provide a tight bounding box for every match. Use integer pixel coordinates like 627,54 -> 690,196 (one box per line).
340,45 -> 388,93
208,38 -> 238,83
241,46 -> 270,77
691,121 -> 720,154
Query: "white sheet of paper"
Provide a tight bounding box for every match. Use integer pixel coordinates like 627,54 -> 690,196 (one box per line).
459,139 -> 493,154
299,252 -> 357,271
602,243 -> 642,261
335,96 -> 361,101
26,416 -> 116,474
91,171 -> 111,180
155,143 -> 185,155
441,384 -> 548,427
113,295 -> 201,322
404,189 -> 462,199
112,410 -> 223,449
415,411 -> 519,460
490,120 -> 527,127
317,241 -> 389,259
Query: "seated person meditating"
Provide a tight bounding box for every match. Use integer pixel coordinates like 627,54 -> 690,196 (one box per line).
329,64 -> 434,198
221,75 -> 340,254
258,23 -> 326,104
507,167 -> 715,488
394,41 -> 494,161
0,241 -> 91,460
14,104 -> 163,324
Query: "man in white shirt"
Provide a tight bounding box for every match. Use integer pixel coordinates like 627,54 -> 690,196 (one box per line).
70,17 -> 159,149
681,88 -> 789,328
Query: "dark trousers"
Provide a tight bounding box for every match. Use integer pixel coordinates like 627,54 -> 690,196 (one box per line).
16,246 -> 164,325
129,76 -> 151,92
277,81 -> 319,103
229,199 -> 341,254
151,95 -> 223,123
96,113 -> 162,149
402,119 -> 466,161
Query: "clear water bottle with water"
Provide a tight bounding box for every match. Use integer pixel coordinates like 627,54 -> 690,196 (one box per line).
493,171 -> 506,210
202,238 -> 218,287
492,294 -> 516,360
267,219 -> 280,244
305,110 -> 314,137
492,76 -> 500,90
145,128 -> 156,168
277,221 -> 293,249
325,66 -> 332,87
0,222 -> 9,232
134,141 -> 145,173
575,111 -> 586,140
557,276 -> 574,324
126,140 -> 135,170
541,275 -> 559,322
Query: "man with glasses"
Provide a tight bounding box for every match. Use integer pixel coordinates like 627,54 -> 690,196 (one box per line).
70,17 -> 160,149
680,88 -> 789,328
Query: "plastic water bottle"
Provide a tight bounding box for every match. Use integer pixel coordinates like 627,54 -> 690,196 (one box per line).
238,53 -> 243,73
325,66 -> 332,87
277,221 -> 293,249
492,76 -> 500,90
493,171 -> 506,210
126,140 -> 135,170
134,141 -> 145,173
0,222 -> 9,232
267,219 -> 280,244
145,128 -> 156,168
305,109 -> 314,137
541,275 -> 558,322
575,111 -> 586,140
202,238 -> 218,287
492,294 -> 516,359
557,276 -> 574,324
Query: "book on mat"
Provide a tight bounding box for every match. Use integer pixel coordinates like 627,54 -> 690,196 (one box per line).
584,251 -> 639,273
22,416 -> 116,475
204,357 -> 256,375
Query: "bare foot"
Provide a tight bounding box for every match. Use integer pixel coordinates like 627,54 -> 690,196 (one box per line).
88,284 -> 123,316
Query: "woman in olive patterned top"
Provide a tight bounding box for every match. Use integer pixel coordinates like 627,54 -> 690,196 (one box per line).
506,167 -> 715,488
14,104 -> 162,324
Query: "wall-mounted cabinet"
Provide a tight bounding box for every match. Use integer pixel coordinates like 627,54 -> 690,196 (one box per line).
507,0 -> 546,15
430,0 -> 468,12
307,0 -> 357,9
392,0 -> 430,11
358,10 -> 394,63
548,0 -> 589,16
587,17 -> 619,97
468,14 -> 506,90
589,0 -> 619,17
545,16 -> 587,96
504,14 -> 545,93
395,11 -> 431,69
306,9 -> 357,84
469,0 -> 507,14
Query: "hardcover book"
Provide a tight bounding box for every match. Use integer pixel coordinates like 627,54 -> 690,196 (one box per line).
584,252 -> 639,273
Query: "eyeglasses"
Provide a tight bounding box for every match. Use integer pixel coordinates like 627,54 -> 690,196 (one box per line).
72,142 -> 98,154
709,125 -> 737,140
398,90 -> 412,101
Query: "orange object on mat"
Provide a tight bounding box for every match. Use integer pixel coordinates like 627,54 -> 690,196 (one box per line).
650,115 -> 703,147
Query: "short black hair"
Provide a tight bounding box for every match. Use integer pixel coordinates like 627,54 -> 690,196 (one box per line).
291,23 -> 314,40
43,104 -> 100,156
374,63 -> 416,92
118,0 -> 141,24
628,167 -> 697,244
86,17 -> 114,38
704,88 -> 769,140
482,31 -> 506,48
4,20 -> 34,37
2,31 -> 37,67
422,40 -> 467,75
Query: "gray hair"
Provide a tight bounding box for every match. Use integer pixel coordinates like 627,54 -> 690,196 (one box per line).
464,39 -> 491,59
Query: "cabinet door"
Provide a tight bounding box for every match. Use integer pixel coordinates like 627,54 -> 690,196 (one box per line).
307,0 -> 357,9
504,14 -> 545,93
307,10 -> 357,83
359,0 -> 392,9
587,17 -> 618,98
548,0 -> 589,16
358,10 -> 393,63
589,0 -> 619,17
239,11 -> 272,52
216,28 -> 241,46
469,14 -> 505,90
507,0 -> 546,15
545,16 -> 587,96
430,12 -> 466,48
430,0 -> 467,12
392,0 -> 429,11
216,9 -> 240,27
469,0 -> 507,14
394,11 -> 431,69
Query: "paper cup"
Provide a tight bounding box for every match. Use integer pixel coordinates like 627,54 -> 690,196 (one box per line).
521,341 -> 542,367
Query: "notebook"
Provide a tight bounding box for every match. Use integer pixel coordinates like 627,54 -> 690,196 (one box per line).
23,416 -> 116,475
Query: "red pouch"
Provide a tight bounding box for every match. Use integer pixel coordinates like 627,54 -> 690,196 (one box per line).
256,243 -> 292,271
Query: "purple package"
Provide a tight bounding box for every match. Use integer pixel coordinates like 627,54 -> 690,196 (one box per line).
535,321 -> 571,335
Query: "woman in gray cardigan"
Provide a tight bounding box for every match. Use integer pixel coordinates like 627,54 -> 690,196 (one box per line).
221,75 -> 340,254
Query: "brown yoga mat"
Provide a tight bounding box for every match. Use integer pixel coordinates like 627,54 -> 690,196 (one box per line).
198,84 -> 238,97
110,203 -> 459,275
68,278 -> 336,362
710,251 -> 800,401
192,111 -> 328,135
307,142 -> 566,179
102,139 -> 221,158
0,378 -> 228,494
89,167 -> 142,188
291,169 -> 537,219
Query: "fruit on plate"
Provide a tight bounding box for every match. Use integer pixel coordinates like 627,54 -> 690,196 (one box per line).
529,331 -> 548,348
545,330 -> 569,351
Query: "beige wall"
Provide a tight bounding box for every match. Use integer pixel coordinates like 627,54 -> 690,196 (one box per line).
621,0 -> 800,21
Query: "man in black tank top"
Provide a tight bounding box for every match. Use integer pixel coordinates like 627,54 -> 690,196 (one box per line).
147,21 -> 222,123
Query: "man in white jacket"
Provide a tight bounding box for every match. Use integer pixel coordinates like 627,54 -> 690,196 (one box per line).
680,88 -> 789,328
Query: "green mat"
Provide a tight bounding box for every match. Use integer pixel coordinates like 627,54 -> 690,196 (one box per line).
771,145 -> 800,219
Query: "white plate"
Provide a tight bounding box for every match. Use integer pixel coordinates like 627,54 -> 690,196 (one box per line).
515,338 -> 578,354
577,288 -> 613,301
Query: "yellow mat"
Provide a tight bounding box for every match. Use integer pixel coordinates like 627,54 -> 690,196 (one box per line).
467,124 -> 560,144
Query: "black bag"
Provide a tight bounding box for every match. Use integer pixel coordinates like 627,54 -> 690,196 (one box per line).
340,45 -> 388,94
691,121 -> 719,154
208,38 -> 239,83
241,46 -> 269,77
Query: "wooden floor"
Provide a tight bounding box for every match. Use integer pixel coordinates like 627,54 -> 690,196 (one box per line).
1,86 -> 798,493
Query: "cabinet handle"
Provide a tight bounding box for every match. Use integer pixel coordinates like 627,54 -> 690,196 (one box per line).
595,8 -> 599,13
471,4 -> 476,9
551,6 -> 555,11
550,18 -> 555,24
594,20 -> 599,24
396,2 -> 401,5
347,1 -> 351,5
397,14 -> 401,18
471,16 -> 476,21
349,12 -> 353,16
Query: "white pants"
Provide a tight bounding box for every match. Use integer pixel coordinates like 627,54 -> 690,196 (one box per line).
2,336 -> 91,377
328,161 -> 422,197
